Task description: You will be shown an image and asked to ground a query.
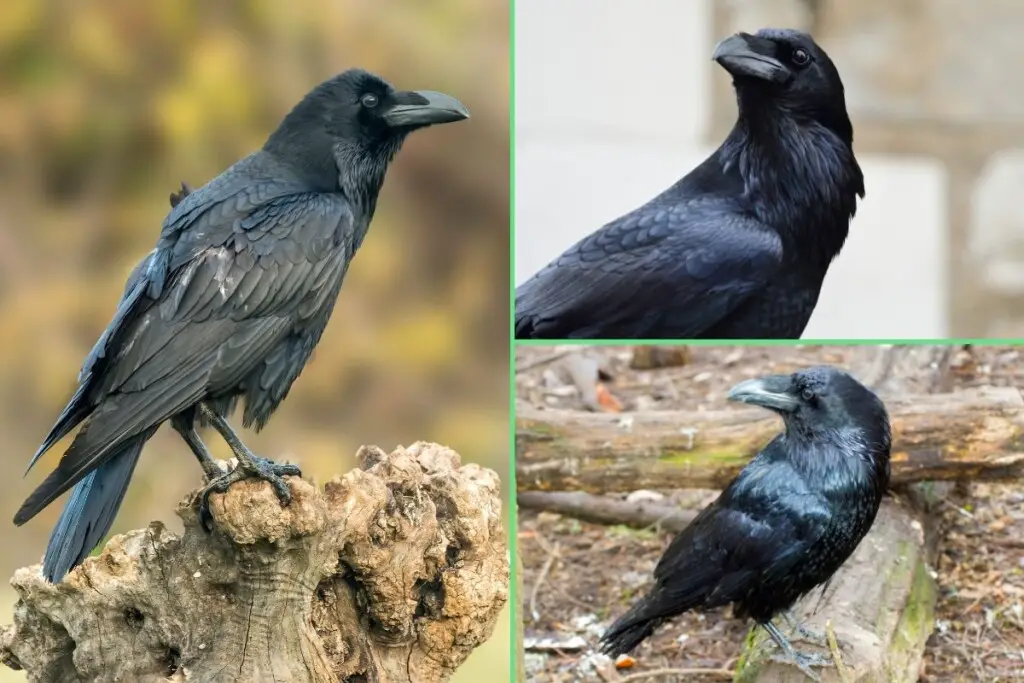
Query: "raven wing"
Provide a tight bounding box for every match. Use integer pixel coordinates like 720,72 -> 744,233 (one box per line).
24,250 -> 159,474
15,188 -> 353,525
651,453 -> 831,611
515,202 -> 782,339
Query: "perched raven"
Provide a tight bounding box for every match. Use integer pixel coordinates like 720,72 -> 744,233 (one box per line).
515,29 -> 864,339
600,366 -> 891,680
15,69 -> 469,583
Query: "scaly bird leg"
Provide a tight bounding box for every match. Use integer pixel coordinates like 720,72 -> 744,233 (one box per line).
195,404 -> 301,531
763,621 -> 832,683
172,419 -> 228,481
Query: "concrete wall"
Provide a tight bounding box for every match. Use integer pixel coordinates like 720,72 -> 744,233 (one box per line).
515,0 -> 1024,338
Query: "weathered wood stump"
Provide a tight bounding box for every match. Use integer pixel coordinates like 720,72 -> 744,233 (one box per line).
0,442 -> 509,683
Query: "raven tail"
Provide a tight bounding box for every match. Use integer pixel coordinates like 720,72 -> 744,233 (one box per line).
42,432 -> 151,583
599,592 -> 672,656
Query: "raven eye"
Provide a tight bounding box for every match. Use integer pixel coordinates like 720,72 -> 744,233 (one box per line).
360,93 -> 379,108
791,48 -> 810,66
801,388 -> 816,402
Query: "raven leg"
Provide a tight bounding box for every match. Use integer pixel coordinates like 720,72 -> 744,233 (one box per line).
763,621 -> 832,683
171,418 -> 227,481
194,404 -> 302,531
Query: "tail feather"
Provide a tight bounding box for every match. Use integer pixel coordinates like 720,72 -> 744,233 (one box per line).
42,433 -> 151,583
599,592 -> 671,656
15,370 -> 205,526
24,384 -> 92,475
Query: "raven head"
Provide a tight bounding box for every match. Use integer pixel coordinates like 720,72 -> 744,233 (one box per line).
265,69 -> 468,193
299,68 -> 467,139
713,28 -> 852,147
727,365 -> 891,452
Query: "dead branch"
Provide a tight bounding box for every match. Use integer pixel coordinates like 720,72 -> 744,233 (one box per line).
0,442 -> 508,683
517,491 -> 697,534
516,387 -> 1024,493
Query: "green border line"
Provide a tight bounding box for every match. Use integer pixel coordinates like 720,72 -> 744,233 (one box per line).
515,338 -> 1012,347
508,0 -> 518,680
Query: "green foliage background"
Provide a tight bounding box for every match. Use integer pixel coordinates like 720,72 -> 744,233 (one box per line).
0,1 -> 510,680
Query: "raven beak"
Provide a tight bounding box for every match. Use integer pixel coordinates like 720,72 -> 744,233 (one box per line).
383,90 -> 470,129
727,375 -> 800,413
712,33 -> 792,85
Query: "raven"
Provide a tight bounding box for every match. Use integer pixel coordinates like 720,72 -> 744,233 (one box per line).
515,29 -> 864,339
600,366 -> 891,680
15,68 -> 469,583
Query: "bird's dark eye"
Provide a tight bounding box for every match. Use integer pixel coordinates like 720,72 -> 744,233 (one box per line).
791,48 -> 810,67
360,93 -> 379,108
801,388 -> 816,402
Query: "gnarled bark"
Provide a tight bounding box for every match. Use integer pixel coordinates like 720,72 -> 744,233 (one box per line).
0,442 -> 508,683
516,387 -> 1024,493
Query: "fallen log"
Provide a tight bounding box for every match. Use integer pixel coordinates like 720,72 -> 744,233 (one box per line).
735,490 -> 943,683
517,491 -> 697,533
0,442 -> 509,683
516,387 -> 1024,493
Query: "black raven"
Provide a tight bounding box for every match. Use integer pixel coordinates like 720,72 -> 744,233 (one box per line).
515,29 -> 864,339
15,68 -> 469,583
600,366 -> 891,680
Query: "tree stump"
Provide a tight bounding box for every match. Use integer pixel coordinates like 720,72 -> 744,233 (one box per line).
0,442 -> 509,683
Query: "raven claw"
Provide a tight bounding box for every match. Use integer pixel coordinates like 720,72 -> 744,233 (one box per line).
197,456 -> 302,532
788,622 -> 831,647
781,612 -> 848,650
768,651 -> 832,682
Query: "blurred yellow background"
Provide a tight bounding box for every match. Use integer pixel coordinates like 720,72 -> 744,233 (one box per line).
0,0 -> 510,681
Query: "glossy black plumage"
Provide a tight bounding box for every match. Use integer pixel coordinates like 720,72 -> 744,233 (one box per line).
515,29 -> 865,339
16,68 -> 469,582
600,366 -> 891,660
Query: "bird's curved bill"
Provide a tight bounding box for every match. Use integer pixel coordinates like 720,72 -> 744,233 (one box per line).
383,90 -> 470,128
712,33 -> 792,85
727,375 -> 800,412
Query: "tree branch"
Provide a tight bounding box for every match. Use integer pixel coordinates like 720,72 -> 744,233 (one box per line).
517,491 -> 697,533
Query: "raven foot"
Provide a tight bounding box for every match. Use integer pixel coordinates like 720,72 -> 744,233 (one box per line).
767,651 -> 832,682
762,620 -> 836,682
197,456 -> 302,531
782,611 -> 849,650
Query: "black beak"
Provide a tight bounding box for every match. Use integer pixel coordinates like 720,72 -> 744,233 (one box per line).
727,375 -> 800,413
712,33 -> 792,85
383,90 -> 470,129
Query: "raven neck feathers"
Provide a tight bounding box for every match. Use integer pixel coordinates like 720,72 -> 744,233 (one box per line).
718,112 -> 864,273
332,135 -> 406,235
778,423 -> 891,500
264,121 -> 405,250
